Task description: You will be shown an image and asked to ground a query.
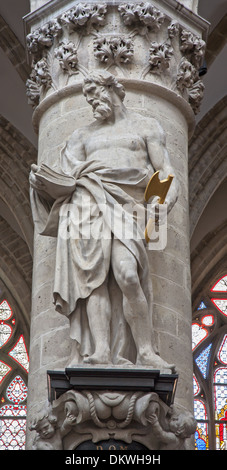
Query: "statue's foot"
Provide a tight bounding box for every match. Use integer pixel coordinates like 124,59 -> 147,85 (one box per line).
83,352 -> 110,365
136,352 -> 176,373
115,357 -> 133,366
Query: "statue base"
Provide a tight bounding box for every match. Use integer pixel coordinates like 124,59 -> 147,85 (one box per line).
47,367 -> 178,406
29,368 -> 196,450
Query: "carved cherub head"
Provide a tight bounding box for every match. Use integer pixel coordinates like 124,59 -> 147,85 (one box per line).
30,411 -> 58,439
168,409 -> 197,439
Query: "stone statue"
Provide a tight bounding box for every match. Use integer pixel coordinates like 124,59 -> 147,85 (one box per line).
30,70 -> 178,371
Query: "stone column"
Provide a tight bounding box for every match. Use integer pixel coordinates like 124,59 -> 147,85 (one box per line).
24,0 -> 209,450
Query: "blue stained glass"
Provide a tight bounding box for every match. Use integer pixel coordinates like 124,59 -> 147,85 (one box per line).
195,344 -> 212,378
197,301 -> 206,310
195,430 -> 207,450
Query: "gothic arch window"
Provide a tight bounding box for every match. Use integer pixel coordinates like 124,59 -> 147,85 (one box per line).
0,297 -> 29,450
192,275 -> 227,450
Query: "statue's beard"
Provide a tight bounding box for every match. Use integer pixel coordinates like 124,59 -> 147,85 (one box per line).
92,94 -> 112,121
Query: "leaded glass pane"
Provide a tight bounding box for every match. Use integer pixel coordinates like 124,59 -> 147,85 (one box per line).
211,276 -> 227,292
0,323 -> 12,348
194,399 -> 207,420
197,301 -> 207,310
0,418 -> 26,450
195,344 -> 212,378
195,427 -> 208,450
0,361 -> 11,384
0,405 -> 26,417
215,421 -> 227,450
192,323 -> 208,350
194,400 -> 208,450
201,315 -> 214,326
8,335 -> 29,372
193,375 -> 200,396
211,299 -> 227,316
6,376 -> 28,405
218,334 -> 227,365
0,301 -> 12,321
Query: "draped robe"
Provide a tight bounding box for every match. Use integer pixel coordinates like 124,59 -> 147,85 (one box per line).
30,145 -> 153,363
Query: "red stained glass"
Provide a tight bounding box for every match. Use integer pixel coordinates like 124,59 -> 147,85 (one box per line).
6,376 -> 28,405
0,361 -> 12,384
211,299 -> 227,317
211,276 -> 227,292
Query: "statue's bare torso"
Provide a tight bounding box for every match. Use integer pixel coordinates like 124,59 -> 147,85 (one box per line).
67,113 -> 158,173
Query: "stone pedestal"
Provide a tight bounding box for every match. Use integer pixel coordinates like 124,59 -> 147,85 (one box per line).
23,0 -> 209,450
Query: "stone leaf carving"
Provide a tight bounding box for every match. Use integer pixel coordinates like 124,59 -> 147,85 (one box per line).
26,4 -> 107,60
33,57 -> 52,88
167,21 -> 180,39
54,40 -> 79,74
27,19 -> 62,56
188,79 -> 205,114
29,390 -> 197,450
118,3 -> 165,32
176,57 -> 198,92
149,41 -> 173,73
93,36 -> 134,65
59,3 -> 107,33
180,29 -> 206,68
26,56 -> 53,107
26,68 -> 41,107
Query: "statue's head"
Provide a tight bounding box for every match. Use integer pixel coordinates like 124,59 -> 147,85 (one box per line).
82,71 -> 125,121
30,411 -> 57,439
169,410 -> 197,439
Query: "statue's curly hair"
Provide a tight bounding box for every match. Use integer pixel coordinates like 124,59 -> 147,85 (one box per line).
83,70 -> 125,102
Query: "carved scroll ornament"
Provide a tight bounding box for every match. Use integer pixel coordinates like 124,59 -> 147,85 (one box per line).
29,390 -> 197,450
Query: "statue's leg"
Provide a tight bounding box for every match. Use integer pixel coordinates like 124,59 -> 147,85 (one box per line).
84,280 -> 111,364
111,239 -> 175,371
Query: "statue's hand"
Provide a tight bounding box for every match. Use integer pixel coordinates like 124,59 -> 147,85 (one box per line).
149,200 -> 167,226
147,413 -> 159,425
29,165 -> 44,192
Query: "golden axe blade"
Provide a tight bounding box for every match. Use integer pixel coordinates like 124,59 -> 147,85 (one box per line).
144,171 -> 174,243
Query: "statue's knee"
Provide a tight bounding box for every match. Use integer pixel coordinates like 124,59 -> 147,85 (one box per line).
118,266 -> 139,293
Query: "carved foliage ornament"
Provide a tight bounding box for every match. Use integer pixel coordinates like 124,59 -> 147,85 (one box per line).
118,3 -> 165,31
176,57 -> 205,114
93,36 -> 134,65
54,40 -> 79,74
180,29 -> 206,68
59,3 -> 107,33
149,41 -> 173,73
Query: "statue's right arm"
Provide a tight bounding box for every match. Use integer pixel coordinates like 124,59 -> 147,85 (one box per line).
62,129 -> 87,171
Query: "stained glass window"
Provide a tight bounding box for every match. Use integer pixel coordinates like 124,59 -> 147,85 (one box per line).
211,276 -> 227,292
195,344 -> 212,378
192,274 -> 227,450
0,298 -> 29,450
197,301 -> 207,310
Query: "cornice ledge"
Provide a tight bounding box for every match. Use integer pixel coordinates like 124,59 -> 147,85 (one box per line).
23,0 -> 210,41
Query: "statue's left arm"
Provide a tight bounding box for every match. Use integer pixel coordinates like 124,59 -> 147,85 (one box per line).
146,120 -> 178,213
